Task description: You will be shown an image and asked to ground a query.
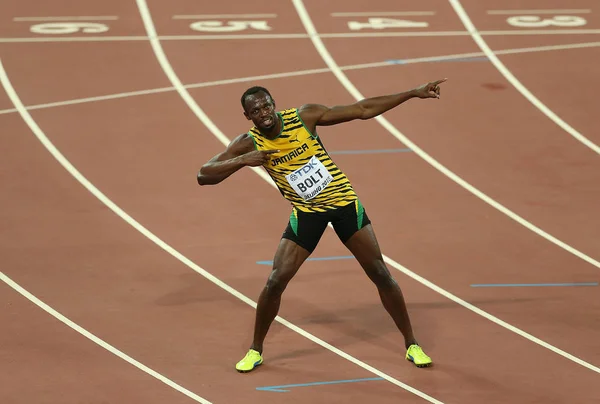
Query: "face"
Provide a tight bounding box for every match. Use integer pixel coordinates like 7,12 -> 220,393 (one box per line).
243,92 -> 277,131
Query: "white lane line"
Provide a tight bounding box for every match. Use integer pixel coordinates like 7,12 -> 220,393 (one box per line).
323,29 -> 600,37
296,0 -> 600,270
173,14 -> 278,19
449,0 -> 600,155
0,60 -> 212,404
2,29 -> 600,43
0,36 -> 148,43
13,16 -> 119,21
322,31 -> 468,37
0,86 -> 176,115
331,11 -> 436,17
134,0 -> 445,402
2,41 -> 600,117
159,33 -> 308,40
493,41 -> 600,55
487,9 -> 592,15
346,41 -> 600,68
159,29 -> 600,38
292,0 -> 600,373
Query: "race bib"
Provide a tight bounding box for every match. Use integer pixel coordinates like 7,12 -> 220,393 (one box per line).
285,156 -> 334,201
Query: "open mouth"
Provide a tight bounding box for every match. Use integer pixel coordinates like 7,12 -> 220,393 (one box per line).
262,117 -> 274,126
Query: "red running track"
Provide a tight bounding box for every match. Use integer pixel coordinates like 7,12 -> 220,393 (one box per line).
1,0 -> 599,403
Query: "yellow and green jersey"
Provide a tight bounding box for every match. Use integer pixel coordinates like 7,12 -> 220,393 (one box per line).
248,108 -> 358,213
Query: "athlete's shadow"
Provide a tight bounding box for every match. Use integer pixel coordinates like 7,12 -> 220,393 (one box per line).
267,296 -> 538,363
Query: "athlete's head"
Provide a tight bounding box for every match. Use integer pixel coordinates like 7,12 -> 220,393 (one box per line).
241,86 -> 277,131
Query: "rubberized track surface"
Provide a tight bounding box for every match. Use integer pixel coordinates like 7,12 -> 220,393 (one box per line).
2,1 -> 599,403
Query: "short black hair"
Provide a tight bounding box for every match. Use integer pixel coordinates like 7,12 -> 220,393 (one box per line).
241,86 -> 273,110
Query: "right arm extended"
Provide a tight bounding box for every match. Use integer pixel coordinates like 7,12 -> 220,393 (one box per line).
197,134 -> 278,186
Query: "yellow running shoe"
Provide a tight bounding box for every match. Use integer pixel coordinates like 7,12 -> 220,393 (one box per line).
235,349 -> 263,373
406,344 -> 432,368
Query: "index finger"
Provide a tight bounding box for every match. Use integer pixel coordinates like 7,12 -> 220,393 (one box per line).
432,78 -> 448,85
263,149 -> 280,154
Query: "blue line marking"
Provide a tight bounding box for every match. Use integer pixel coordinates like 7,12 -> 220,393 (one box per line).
470,282 -> 598,288
329,148 -> 412,155
257,377 -> 384,392
387,56 -> 489,65
257,255 -> 354,265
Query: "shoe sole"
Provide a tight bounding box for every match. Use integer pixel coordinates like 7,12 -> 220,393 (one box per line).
413,362 -> 432,368
236,360 -> 263,373
406,356 -> 432,368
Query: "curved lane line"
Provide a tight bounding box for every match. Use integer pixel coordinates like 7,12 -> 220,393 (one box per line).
448,0 -> 600,155
291,0 -> 600,374
0,59 -> 212,404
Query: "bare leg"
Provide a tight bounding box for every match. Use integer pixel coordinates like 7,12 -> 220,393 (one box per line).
250,238 -> 311,353
344,224 -> 417,349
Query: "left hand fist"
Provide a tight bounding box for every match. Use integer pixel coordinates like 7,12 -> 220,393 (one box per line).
413,78 -> 447,99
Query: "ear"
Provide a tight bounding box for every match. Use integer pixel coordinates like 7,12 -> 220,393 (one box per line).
243,110 -> 251,120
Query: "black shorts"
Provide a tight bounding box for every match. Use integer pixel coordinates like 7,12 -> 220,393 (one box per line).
282,200 -> 371,253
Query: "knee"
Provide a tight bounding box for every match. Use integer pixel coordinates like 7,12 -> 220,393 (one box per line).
367,260 -> 397,289
264,269 -> 289,297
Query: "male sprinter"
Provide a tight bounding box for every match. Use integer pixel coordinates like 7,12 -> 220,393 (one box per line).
197,78 -> 447,372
